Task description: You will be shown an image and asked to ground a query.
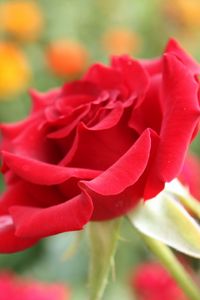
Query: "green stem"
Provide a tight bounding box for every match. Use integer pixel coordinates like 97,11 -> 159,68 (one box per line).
88,218 -> 122,300
178,193 -> 200,219
141,234 -> 200,300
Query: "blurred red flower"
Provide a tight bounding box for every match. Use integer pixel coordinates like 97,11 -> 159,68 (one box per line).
131,262 -> 188,300
0,272 -> 69,300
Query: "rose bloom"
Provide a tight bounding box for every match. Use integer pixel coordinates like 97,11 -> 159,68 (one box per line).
0,272 -> 69,300
131,262 -> 188,300
0,39 -> 199,252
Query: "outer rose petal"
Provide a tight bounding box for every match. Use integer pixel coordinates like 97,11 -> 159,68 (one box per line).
2,151 -> 101,185
80,128 -> 153,195
83,130 -> 159,220
0,215 -> 38,253
89,177 -> 145,220
1,117 -> 60,163
0,182 -> 32,214
0,89 -> 60,153
10,190 -> 93,238
140,38 -> 200,77
29,88 -> 60,112
0,180 -> 80,212
1,88 -> 58,142
1,120 -> 34,141
144,54 -> 200,199
165,38 -> 200,75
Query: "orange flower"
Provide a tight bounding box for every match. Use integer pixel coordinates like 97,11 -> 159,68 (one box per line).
0,42 -> 30,99
46,40 -> 88,77
164,0 -> 200,29
0,1 -> 43,41
102,28 -> 141,55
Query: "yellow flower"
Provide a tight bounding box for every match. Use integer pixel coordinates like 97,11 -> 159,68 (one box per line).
0,42 -> 30,99
0,1 -> 43,41
102,28 -> 141,55
165,0 -> 200,29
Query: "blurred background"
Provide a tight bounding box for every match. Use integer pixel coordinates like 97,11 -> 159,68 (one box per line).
0,0 -> 200,299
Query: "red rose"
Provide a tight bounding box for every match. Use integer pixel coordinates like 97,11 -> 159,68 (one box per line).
131,262 -> 188,300
0,39 -> 200,252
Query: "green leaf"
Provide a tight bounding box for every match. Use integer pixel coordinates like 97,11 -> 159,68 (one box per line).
88,218 -> 122,300
128,180 -> 200,258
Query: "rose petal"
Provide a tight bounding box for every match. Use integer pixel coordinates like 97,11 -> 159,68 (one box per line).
80,129 -> 154,195
88,178 -> 145,220
2,151 -> 101,185
165,38 -> 200,75
84,105 -> 124,130
29,88 -> 60,112
62,80 -> 100,96
0,215 -> 38,253
10,190 -> 93,238
84,63 -> 122,89
111,56 -> 149,97
1,118 -> 60,163
65,116 -> 136,170
129,74 -> 163,134
139,58 -> 161,76
0,182 -> 30,214
144,54 -> 200,199
47,105 -> 90,138
1,121 -> 32,141
0,179 -> 84,213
